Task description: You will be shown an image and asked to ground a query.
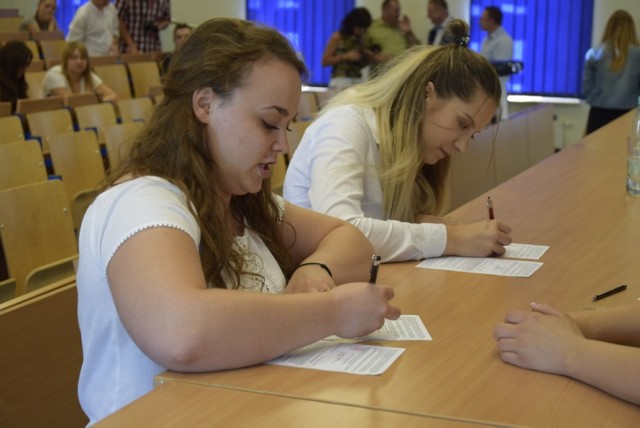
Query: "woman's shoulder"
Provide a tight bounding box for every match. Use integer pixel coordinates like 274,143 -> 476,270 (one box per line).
45,64 -> 63,74
98,176 -> 187,207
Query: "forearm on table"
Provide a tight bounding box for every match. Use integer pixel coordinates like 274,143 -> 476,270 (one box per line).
564,338 -> 640,405
571,303 -> 640,346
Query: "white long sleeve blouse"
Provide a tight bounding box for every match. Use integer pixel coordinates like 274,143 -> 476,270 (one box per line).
283,105 -> 446,262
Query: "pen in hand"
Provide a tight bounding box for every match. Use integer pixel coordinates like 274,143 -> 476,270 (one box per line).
487,196 -> 495,220
369,255 -> 381,285
592,284 -> 627,302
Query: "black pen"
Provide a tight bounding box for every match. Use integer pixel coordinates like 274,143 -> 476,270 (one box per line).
487,196 -> 495,220
592,284 -> 627,302
369,255 -> 381,285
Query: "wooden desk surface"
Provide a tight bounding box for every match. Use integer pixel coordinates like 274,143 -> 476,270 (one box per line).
157,112 -> 640,426
97,381 -> 499,427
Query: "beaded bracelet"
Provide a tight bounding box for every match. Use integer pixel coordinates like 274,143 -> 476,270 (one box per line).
295,262 -> 333,278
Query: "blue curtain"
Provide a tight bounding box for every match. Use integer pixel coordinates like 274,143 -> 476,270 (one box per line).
247,0 -> 355,85
55,0 -> 84,37
469,0 -> 593,97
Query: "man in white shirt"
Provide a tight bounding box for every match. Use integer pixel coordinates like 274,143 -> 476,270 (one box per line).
66,0 -> 119,57
480,6 -> 513,120
426,0 -> 453,46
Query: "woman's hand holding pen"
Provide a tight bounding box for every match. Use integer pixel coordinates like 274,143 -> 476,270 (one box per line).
443,220 -> 512,257
329,283 -> 401,339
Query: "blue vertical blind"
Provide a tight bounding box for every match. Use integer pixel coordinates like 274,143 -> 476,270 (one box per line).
55,0 -> 83,37
469,0 -> 593,97
247,0 -> 355,85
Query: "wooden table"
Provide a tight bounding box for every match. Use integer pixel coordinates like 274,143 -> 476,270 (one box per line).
155,111 -> 640,427
96,381 -> 497,427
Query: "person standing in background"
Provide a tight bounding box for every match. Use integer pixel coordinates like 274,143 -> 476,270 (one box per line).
66,0 -> 120,57
366,0 -> 420,66
322,7 -> 373,92
479,6 -> 513,120
426,0 -> 453,46
583,10 -> 640,134
20,0 -> 59,38
160,23 -> 193,75
116,0 -> 171,53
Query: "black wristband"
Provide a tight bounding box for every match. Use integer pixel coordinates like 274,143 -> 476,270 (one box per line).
295,262 -> 332,278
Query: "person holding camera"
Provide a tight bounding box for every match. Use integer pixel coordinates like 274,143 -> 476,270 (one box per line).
116,0 -> 171,54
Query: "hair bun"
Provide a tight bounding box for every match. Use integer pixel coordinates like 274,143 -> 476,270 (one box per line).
445,18 -> 470,47
452,35 -> 470,47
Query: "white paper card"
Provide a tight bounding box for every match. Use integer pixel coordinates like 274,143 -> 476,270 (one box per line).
267,341 -> 405,375
417,256 -> 543,277
503,243 -> 549,260
356,315 -> 431,341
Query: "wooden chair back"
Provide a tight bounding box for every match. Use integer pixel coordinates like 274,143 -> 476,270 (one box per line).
49,131 -> 106,229
104,121 -> 143,171
0,115 -> 24,144
0,31 -> 28,43
26,59 -> 44,71
16,96 -> 64,114
39,39 -> 67,61
120,52 -> 155,63
31,30 -> 64,42
65,92 -> 100,108
116,96 -> 153,122
94,64 -> 132,100
0,283 -> 88,427
24,70 -> 47,98
0,180 -> 78,296
127,61 -> 161,97
0,277 -> 17,303
89,55 -> 118,67
25,107 -> 74,153
0,101 -> 11,117
24,40 -> 40,59
0,140 -> 47,191
74,102 -> 118,143
0,17 -> 21,32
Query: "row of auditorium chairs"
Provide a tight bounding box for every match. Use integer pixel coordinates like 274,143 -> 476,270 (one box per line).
0,122 -> 143,300
0,97 -> 152,151
25,60 -> 163,100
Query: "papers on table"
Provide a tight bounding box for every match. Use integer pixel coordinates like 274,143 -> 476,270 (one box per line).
503,243 -> 548,260
267,315 -> 430,375
268,342 -> 405,375
416,243 -> 548,278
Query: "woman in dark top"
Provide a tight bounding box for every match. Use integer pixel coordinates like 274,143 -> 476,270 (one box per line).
322,7 -> 374,91
0,41 -> 33,112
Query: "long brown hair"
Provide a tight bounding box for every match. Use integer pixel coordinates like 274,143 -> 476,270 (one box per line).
105,18 -> 307,288
61,41 -> 95,92
601,10 -> 640,72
